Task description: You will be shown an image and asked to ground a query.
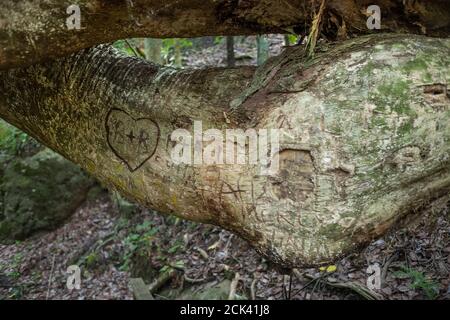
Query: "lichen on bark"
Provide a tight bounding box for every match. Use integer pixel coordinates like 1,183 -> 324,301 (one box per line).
0,34 -> 449,266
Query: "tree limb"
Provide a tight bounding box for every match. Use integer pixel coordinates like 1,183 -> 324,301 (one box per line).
1,0 -> 450,69
0,34 -> 449,267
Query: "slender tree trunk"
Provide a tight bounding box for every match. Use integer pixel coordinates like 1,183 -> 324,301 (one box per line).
174,40 -> 182,67
284,35 -> 291,46
144,39 -> 163,65
256,35 -> 269,65
226,36 -> 235,67
1,34 -> 449,266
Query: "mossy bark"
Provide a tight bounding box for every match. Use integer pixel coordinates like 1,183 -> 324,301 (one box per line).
0,34 -> 449,266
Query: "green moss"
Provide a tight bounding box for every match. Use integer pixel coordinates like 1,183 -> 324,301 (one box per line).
370,115 -> 388,130
320,223 -> 344,240
398,119 -> 415,136
0,149 -> 95,242
404,58 -> 428,73
374,80 -> 416,116
361,61 -> 377,76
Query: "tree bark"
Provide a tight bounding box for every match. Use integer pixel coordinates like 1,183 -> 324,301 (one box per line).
1,0 -> 450,70
1,34 -> 449,266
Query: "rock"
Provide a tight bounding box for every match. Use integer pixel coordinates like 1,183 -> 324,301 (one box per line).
373,239 -> 386,247
0,147 -> 95,242
161,280 -> 233,300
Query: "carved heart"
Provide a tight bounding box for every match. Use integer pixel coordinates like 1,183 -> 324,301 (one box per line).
105,108 -> 160,172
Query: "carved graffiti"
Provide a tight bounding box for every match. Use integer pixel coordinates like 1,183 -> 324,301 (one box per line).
105,108 -> 160,172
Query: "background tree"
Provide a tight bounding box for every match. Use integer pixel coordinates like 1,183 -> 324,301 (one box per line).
226,36 -> 236,67
144,39 -> 163,65
256,35 -> 269,65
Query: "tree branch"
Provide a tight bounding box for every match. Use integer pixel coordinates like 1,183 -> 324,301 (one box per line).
1,0 -> 450,69
0,34 -> 449,267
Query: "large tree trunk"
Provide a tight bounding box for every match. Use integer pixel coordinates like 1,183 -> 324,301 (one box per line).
1,0 -> 450,69
1,34 -> 449,266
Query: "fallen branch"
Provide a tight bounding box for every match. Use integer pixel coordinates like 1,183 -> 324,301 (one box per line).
251,278 -> 258,300
303,274 -> 383,300
228,272 -> 241,300
129,278 -> 154,300
148,267 -> 178,294
45,254 -> 56,300
68,232 -> 116,266
195,247 -> 209,260
184,275 -> 208,284
381,252 -> 399,284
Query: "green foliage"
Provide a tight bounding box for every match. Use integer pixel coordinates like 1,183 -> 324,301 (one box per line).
113,38 -> 193,67
162,38 -> 192,66
167,240 -> 183,254
4,253 -> 25,299
120,220 -> 159,271
162,38 -> 193,52
112,39 -> 142,57
394,266 -> 440,299
7,252 -> 23,279
214,36 -> 223,45
287,34 -> 299,45
0,120 -> 28,156
8,285 -> 24,299
85,252 -> 98,268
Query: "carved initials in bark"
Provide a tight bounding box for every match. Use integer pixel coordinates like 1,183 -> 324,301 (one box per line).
105,108 -> 160,172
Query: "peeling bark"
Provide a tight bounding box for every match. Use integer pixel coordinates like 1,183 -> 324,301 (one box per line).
1,34 -> 449,266
1,0 -> 450,69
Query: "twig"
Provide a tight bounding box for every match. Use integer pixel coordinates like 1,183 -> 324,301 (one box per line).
288,273 -> 293,300
250,278 -> 258,300
305,0 -> 328,57
196,247 -> 209,260
382,252 -> 398,284
282,274 -> 292,300
223,234 -> 234,258
228,272 -> 240,300
46,254 -> 56,300
70,232 -> 115,266
291,268 -> 318,297
304,274 -> 382,300
309,273 -> 323,299
184,274 -> 207,283
124,39 -> 145,58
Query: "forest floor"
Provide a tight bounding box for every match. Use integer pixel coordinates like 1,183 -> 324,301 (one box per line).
1,190 -> 449,300
1,35 -> 449,300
